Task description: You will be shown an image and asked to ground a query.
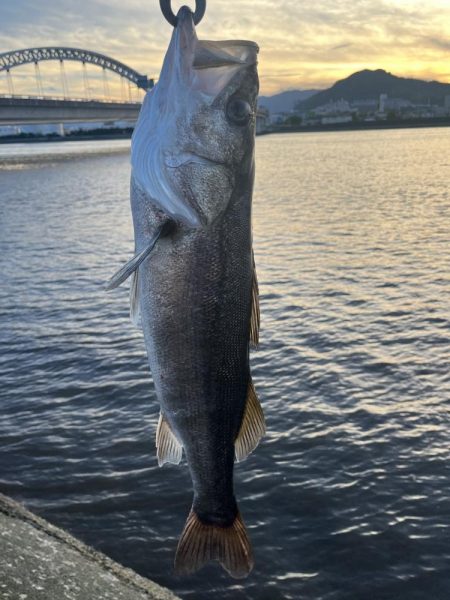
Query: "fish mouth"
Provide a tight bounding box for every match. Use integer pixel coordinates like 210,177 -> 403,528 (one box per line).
165,152 -> 225,169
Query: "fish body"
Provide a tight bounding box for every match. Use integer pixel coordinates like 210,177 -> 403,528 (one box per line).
108,6 -> 264,578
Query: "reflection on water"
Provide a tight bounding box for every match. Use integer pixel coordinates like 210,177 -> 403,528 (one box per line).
0,139 -> 131,170
0,129 -> 449,599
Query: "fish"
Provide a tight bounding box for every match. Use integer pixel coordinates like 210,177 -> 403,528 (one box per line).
106,6 -> 264,579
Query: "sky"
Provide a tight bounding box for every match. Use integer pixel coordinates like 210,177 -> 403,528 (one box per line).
0,0 -> 449,96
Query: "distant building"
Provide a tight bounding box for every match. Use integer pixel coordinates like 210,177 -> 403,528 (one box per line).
385,98 -> 413,111
352,99 -> 378,112
321,115 -> 352,125
268,112 -> 286,125
379,93 -> 387,113
0,126 -> 21,137
312,98 -> 353,116
445,95 -> 450,114
256,106 -> 269,134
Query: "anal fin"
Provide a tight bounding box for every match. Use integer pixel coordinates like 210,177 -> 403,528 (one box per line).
250,253 -> 260,347
156,412 -> 183,466
235,380 -> 265,463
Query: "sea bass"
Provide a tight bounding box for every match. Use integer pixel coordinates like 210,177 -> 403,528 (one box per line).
106,6 -> 264,578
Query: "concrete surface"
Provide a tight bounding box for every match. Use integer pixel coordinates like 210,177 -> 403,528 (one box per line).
0,493 -> 180,600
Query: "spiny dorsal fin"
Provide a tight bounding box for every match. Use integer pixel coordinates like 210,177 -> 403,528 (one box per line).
249,254 -> 260,348
130,269 -> 140,326
156,412 -> 183,467
175,510 -> 253,579
235,380 -> 265,463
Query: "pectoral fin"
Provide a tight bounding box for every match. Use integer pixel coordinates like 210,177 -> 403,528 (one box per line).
105,220 -> 175,292
156,412 -> 183,466
235,380 -> 265,463
249,253 -> 260,347
104,232 -> 161,291
129,270 -> 140,326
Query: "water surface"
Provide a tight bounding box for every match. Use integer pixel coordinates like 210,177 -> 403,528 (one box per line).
1,129 -> 449,599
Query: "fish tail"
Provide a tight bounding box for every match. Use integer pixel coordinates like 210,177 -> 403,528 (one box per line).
174,509 -> 254,579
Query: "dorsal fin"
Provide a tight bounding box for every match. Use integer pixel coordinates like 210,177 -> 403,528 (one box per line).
235,380 -> 265,463
249,253 -> 260,347
156,412 -> 183,466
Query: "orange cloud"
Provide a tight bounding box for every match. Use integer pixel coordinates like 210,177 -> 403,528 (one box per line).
0,0 -> 449,96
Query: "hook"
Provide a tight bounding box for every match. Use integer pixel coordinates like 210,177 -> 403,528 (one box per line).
159,0 -> 206,27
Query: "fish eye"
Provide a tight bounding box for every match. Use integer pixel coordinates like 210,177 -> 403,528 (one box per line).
226,98 -> 253,126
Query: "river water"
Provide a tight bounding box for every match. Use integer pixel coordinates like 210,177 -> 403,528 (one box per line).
1,129 -> 449,599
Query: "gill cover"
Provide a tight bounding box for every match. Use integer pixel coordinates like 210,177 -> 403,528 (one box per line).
131,6 -> 258,227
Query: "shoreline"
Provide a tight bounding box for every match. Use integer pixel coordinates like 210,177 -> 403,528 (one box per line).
261,116 -> 450,136
0,117 -> 449,144
0,492 -> 179,600
0,130 -> 133,144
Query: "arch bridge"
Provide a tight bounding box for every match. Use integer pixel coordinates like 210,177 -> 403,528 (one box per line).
0,46 -> 154,125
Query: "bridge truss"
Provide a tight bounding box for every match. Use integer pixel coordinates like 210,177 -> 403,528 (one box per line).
0,47 -> 153,92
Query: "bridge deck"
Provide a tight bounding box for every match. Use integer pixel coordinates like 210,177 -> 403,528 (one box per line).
0,96 -> 142,125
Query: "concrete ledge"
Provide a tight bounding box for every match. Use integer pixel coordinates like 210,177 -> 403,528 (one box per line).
0,493 -> 180,600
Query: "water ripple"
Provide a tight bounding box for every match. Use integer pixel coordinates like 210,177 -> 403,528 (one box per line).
1,130 -> 450,599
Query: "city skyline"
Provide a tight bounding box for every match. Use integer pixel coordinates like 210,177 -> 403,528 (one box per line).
1,0 -> 449,95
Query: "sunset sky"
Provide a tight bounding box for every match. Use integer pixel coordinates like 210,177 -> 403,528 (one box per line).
1,0 -> 449,96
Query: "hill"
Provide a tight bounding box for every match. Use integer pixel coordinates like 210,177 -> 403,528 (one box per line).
258,89 -> 319,113
296,69 -> 450,111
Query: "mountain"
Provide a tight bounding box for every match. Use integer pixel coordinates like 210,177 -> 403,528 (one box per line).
296,69 -> 450,111
258,89 -> 319,113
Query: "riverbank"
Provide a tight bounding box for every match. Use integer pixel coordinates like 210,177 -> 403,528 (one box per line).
0,128 -> 133,144
263,116 -> 450,135
1,116 -> 449,144
0,493 -> 179,600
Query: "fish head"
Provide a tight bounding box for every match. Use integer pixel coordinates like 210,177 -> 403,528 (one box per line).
189,41 -> 259,169
131,6 -> 259,227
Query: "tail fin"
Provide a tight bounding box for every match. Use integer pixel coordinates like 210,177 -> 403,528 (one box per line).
174,510 -> 253,579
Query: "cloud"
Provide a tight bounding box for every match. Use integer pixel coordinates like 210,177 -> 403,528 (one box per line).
423,36 -> 450,52
330,43 -> 353,51
0,0 -> 449,95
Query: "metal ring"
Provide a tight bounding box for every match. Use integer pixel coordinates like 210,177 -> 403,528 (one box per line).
159,0 -> 206,27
